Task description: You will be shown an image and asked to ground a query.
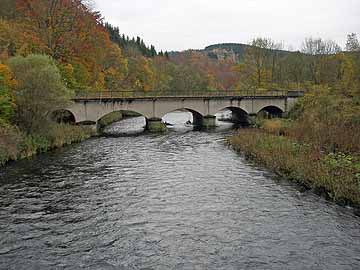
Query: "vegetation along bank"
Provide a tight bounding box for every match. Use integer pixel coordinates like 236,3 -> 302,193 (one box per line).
229,87 -> 360,207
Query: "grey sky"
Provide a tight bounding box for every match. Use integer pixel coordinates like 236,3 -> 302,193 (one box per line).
94,0 -> 360,52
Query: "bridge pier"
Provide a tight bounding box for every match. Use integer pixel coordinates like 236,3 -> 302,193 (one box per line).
192,112 -> 204,127
146,118 -> 168,133
202,115 -> 217,129
231,113 -> 250,126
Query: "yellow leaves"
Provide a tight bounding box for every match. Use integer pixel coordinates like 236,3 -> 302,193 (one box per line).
0,18 -> 48,59
0,19 -> 14,59
0,64 -> 17,89
126,56 -> 156,92
63,64 -> 74,79
95,71 -> 105,90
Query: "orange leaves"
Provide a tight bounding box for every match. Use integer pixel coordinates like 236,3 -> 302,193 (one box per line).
10,0 -> 128,91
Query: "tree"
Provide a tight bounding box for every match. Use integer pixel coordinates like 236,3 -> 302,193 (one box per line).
125,56 -> 156,91
169,64 -> 208,93
332,53 -> 359,97
282,52 -> 306,88
103,44 -> 128,90
239,37 -> 283,89
150,45 -> 157,57
9,54 -> 73,133
346,33 -> 360,52
302,38 -> 341,55
15,0 -> 103,60
301,38 -> 341,84
14,0 -> 127,91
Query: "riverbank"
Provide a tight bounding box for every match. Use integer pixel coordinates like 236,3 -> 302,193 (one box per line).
0,123 -> 95,166
229,129 -> 360,207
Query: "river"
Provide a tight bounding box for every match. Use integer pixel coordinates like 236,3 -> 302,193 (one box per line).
0,113 -> 359,270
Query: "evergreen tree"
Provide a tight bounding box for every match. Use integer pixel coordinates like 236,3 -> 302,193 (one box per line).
150,45 -> 157,57
104,23 -> 158,58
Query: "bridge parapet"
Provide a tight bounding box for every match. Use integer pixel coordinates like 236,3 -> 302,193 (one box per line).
73,89 -> 305,101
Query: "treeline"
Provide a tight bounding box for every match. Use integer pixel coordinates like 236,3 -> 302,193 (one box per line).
235,37 -> 360,95
172,36 -> 360,93
105,23 -> 169,58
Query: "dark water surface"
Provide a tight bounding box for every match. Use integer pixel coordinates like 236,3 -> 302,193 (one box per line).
1,115 -> 360,270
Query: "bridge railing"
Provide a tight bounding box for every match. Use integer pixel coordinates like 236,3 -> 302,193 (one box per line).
73,89 -> 305,100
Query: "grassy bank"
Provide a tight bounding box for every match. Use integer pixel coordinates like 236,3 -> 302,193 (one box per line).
229,129 -> 360,206
0,123 -> 94,166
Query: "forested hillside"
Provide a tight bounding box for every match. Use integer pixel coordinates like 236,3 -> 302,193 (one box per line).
0,0 -> 360,172
105,23 -> 169,58
172,38 -> 360,92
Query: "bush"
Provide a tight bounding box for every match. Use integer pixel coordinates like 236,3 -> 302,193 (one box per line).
288,88 -> 360,153
0,123 -> 22,165
260,119 -> 291,135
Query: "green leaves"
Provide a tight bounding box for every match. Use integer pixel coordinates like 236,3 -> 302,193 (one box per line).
9,54 -> 73,133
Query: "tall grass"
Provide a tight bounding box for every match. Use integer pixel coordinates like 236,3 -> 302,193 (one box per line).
229,129 -> 360,206
0,123 -> 94,166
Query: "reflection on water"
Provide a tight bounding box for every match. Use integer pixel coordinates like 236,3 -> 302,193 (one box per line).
103,111 -> 235,136
0,114 -> 359,270
103,116 -> 147,136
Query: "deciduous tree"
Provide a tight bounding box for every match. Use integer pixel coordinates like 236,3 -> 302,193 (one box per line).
9,54 -> 73,132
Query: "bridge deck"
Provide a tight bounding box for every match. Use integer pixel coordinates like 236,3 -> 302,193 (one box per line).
72,90 -> 304,101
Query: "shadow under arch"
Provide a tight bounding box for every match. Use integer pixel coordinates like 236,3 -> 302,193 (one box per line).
258,106 -> 284,118
218,107 -> 250,126
50,109 -> 76,124
162,108 -> 204,127
97,110 -> 146,135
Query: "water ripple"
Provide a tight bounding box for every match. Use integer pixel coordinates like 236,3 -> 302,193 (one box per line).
0,116 -> 360,269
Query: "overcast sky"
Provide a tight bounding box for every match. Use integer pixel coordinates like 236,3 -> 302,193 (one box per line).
94,0 -> 360,52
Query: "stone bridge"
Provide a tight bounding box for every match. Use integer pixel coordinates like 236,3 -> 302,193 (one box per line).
63,90 -> 304,132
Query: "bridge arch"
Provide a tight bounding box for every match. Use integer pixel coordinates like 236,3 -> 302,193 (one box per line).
258,105 -> 284,118
217,107 -> 250,126
162,108 -> 204,126
97,110 -> 147,133
50,109 -> 76,124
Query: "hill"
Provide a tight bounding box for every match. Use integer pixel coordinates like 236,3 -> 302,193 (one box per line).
170,43 -> 294,63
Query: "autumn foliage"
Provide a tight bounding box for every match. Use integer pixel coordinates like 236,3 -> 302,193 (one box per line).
1,0 -> 128,91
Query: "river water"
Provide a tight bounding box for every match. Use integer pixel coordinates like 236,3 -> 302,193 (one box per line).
0,113 -> 360,270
